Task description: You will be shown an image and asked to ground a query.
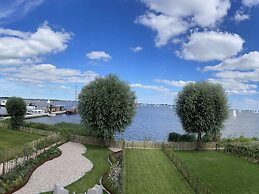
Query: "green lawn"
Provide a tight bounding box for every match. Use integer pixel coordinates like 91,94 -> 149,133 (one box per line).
175,150 -> 259,194
125,149 -> 194,194
0,127 -> 43,155
65,144 -> 111,193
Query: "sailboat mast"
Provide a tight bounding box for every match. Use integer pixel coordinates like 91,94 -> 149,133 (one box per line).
75,84 -> 78,108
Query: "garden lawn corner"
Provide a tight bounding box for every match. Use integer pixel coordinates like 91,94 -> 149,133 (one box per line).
175,150 -> 259,194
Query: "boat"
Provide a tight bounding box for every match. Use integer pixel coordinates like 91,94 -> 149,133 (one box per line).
66,84 -> 78,114
48,113 -> 56,117
66,106 -> 77,114
233,109 -> 237,117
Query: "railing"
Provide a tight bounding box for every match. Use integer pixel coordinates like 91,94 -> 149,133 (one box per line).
162,144 -> 212,194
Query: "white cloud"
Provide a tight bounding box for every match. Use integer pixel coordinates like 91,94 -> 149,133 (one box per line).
131,46 -> 143,52
203,51 -> 259,72
177,31 -> 244,62
137,0 -> 231,46
0,64 -> 99,84
86,51 -> 112,61
155,79 -> 195,87
242,0 -> 259,7
136,12 -> 189,47
203,51 -> 259,95
130,83 -> 176,94
0,23 -> 71,66
0,0 -> 44,23
208,78 -> 257,95
234,10 -> 250,22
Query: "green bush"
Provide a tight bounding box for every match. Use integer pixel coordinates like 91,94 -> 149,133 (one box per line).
79,74 -> 136,143
168,132 -> 196,142
6,97 -> 26,130
224,142 -> 259,161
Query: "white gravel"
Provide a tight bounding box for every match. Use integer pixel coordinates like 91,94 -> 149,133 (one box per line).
14,141 -> 93,194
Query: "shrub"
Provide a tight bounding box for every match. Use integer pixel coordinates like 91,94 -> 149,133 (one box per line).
79,74 -> 136,144
168,132 -> 196,142
6,97 -> 26,130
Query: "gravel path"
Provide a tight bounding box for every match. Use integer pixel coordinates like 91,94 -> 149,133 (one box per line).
14,142 -> 93,194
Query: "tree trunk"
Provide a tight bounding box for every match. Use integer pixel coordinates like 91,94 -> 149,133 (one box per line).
197,132 -> 202,150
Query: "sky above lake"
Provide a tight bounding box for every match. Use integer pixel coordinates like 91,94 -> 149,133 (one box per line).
0,0 -> 259,110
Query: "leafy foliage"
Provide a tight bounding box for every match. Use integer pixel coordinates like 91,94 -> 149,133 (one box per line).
168,132 -> 196,142
175,81 -> 228,142
6,97 -> 27,130
78,74 -> 136,142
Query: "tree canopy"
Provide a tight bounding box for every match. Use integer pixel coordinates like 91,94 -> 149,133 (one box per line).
6,97 -> 27,130
78,74 -> 136,143
175,81 -> 228,142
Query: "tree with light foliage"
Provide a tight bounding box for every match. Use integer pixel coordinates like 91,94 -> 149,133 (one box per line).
175,81 -> 228,145
79,74 -> 136,144
6,97 -> 27,130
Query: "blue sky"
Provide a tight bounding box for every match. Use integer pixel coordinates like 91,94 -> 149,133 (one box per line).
1,0 -> 259,109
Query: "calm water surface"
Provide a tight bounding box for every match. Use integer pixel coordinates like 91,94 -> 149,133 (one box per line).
28,106 -> 259,141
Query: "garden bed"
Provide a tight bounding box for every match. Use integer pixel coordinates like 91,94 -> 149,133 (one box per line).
102,150 -> 124,194
0,146 -> 61,194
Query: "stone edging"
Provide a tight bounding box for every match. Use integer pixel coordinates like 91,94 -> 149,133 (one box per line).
100,150 -> 122,194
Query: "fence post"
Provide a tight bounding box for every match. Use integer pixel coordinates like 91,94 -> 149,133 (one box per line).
195,178 -> 199,193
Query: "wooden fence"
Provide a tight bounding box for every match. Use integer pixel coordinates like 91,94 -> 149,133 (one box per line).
69,135 -> 101,145
0,133 -> 63,175
167,142 -> 218,150
162,144 -> 211,194
20,126 -> 55,136
69,135 -> 218,150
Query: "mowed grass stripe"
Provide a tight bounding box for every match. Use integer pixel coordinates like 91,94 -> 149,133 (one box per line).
125,149 -> 194,194
175,151 -> 259,194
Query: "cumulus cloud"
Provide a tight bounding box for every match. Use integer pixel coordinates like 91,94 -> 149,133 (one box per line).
0,64 -> 99,84
130,46 -> 143,52
208,78 -> 257,95
0,23 -> 72,66
242,0 -> 259,7
203,51 -> 259,95
0,0 -> 44,23
177,31 -> 244,62
203,51 -> 259,72
130,83 -> 176,94
136,12 -> 189,47
86,51 -> 112,61
155,79 -> 195,87
137,0 -> 230,46
234,10 -> 250,22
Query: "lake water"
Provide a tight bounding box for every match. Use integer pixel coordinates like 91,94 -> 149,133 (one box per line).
28,106 -> 259,141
